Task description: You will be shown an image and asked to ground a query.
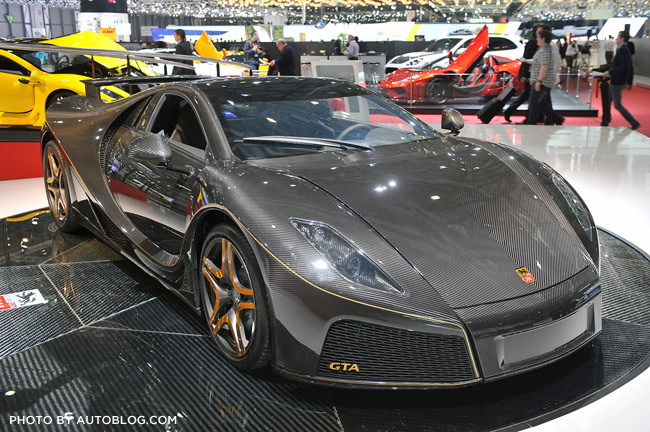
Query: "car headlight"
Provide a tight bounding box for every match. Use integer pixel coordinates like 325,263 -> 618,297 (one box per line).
405,57 -> 425,67
396,75 -> 417,83
550,172 -> 593,241
290,218 -> 403,294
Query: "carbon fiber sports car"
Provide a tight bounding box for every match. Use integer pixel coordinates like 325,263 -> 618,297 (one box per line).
42,76 -> 601,388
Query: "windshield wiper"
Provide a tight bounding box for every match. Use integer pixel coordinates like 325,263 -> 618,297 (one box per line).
238,136 -> 371,151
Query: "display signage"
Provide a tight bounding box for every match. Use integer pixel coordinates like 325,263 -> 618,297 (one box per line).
0,290 -> 47,311
80,0 -> 127,13
100,27 -> 117,41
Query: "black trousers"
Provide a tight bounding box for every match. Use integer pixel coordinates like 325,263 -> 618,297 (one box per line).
525,84 -> 563,125
599,79 -> 611,126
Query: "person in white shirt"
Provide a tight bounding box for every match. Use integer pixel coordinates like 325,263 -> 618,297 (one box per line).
343,35 -> 359,60
565,41 -> 578,71
603,36 -> 616,65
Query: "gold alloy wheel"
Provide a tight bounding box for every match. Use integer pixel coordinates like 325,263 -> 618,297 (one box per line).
45,149 -> 68,222
201,237 -> 257,357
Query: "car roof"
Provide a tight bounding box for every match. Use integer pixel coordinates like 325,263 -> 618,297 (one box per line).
195,76 -> 373,103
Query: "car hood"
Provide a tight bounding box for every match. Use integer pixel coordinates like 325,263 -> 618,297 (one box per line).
389,51 -> 439,63
265,139 -> 591,309
381,65 -> 441,83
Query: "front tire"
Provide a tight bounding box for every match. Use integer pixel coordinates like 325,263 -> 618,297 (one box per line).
199,224 -> 271,370
42,140 -> 79,232
425,79 -> 452,104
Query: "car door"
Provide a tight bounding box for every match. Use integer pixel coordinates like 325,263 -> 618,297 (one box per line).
0,52 -> 36,113
108,93 -> 207,257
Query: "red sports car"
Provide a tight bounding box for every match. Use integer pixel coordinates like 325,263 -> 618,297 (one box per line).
379,26 -> 523,104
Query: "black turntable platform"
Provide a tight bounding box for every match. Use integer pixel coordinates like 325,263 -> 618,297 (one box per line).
1,210 -> 649,431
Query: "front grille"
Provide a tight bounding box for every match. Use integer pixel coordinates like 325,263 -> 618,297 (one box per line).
317,320 -> 476,383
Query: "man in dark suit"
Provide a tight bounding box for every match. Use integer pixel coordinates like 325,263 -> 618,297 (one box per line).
269,39 -> 297,76
173,29 -> 196,75
603,31 -> 640,129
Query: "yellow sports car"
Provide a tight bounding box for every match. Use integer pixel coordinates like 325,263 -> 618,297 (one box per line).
0,31 -> 157,127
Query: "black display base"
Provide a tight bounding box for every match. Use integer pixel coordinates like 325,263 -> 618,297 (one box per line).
392,88 -> 599,118
1,210 -> 649,431
0,129 -> 41,142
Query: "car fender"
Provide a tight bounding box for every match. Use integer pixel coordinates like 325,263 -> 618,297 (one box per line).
185,161 -> 460,323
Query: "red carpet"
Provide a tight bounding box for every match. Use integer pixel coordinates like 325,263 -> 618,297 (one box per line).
416,84 -> 650,138
0,142 -> 42,181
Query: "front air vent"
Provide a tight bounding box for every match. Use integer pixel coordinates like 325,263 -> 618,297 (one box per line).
318,320 -> 476,384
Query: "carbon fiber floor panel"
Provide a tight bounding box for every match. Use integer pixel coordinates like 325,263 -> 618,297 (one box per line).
0,267 -> 81,358
90,292 -> 205,336
39,261 -> 161,325
1,211 -> 649,431
0,328 -> 342,432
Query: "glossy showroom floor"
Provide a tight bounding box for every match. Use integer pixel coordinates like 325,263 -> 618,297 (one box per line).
0,124 -> 649,431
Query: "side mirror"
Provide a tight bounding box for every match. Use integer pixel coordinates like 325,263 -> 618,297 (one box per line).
129,133 -> 171,165
29,72 -> 42,84
441,108 -> 464,136
18,72 -> 41,85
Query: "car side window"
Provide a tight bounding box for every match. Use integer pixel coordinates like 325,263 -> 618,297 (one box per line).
0,55 -> 29,76
149,95 -> 207,151
454,40 -> 472,55
489,38 -> 517,52
502,39 -> 517,50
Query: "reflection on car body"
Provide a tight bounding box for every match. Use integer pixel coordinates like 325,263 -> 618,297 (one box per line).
0,31 -> 156,126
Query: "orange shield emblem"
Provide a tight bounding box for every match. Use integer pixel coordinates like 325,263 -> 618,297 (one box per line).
516,267 -> 535,283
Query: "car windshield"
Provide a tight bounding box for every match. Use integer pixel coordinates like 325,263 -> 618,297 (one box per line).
201,78 -> 439,160
11,48 -> 147,78
425,38 -> 461,52
412,57 -> 447,71
11,49 -> 89,73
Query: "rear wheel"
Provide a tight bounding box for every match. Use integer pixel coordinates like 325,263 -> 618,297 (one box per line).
46,90 -> 76,109
42,140 -> 79,232
199,224 -> 271,370
425,79 -> 452,104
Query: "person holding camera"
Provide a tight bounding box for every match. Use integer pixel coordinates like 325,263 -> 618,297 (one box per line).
244,31 -> 261,71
